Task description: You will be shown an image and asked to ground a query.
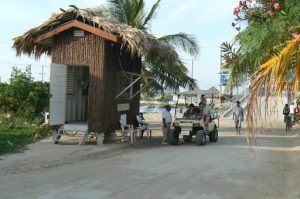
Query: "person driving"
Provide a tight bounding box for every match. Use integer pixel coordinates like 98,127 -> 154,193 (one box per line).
183,103 -> 197,118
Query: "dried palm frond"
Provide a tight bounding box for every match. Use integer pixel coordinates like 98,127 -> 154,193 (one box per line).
12,7 -> 179,65
246,38 -> 300,146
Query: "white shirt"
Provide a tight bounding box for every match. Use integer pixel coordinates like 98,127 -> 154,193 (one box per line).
203,105 -> 212,116
290,104 -> 295,114
162,109 -> 172,123
233,106 -> 244,120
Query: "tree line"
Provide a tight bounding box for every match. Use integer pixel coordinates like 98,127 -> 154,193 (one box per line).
0,66 -> 49,120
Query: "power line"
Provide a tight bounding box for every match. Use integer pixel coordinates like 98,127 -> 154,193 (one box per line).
0,61 -> 49,67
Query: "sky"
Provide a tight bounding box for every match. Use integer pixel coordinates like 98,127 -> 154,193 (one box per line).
0,0 -> 238,90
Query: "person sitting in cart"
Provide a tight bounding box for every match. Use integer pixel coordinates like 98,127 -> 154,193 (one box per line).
203,104 -> 213,123
183,103 -> 197,118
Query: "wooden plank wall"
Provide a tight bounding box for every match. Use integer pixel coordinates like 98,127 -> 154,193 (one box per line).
51,29 -> 142,132
103,42 -> 141,130
52,30 -> 106,132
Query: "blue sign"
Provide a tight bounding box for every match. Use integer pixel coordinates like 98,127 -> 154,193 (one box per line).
220,74 -> 228,86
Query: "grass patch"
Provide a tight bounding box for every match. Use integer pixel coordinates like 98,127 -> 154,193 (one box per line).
0,122 -> 50,155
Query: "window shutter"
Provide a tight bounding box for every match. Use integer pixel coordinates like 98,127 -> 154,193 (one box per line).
67,66 -> 75,95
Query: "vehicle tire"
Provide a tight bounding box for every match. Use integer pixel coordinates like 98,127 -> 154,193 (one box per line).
183,135 -> 192,142
168,129 -> 179,145
285,116 -> 288,131
286,116 -> 291,131
209,126 -> 218,142
196,130 -> 206,146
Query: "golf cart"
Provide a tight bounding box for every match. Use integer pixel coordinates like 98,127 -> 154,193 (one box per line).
168,90 -> 220,146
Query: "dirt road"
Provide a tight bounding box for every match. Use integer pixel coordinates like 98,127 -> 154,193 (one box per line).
0,119 -> 300,199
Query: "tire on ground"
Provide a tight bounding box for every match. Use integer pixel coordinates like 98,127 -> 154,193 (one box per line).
209,125 -> 218,142
168,129 -> 179,145
196,130 -> 206,146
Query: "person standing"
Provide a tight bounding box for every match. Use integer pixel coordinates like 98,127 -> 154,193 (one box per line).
295,103 -> 300,121
162,105 -> 172,144
283,103 -> 290,122
290,102 -> 295,123
233,101 -> 244,135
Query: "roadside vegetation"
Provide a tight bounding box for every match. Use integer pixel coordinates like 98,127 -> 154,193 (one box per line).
0,66 -> 50,155
221,0 -> 300,143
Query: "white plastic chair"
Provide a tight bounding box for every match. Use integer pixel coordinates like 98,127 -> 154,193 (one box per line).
119,114 -> 135,144
136,114 -> 152,139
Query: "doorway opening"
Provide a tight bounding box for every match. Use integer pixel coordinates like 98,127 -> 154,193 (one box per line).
65,65 -> 89,122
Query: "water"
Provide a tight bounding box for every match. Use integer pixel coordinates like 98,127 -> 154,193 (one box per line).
139,106 -> 187,114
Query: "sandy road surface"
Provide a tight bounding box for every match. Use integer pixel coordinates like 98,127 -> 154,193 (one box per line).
0,118 -> 300,199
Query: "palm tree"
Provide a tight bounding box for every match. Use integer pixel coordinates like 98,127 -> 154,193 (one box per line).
246,37 -> 300,144
107,0 -> 161,32
220,42 -> 243,90
224,0 -> 300,144
103,0 -> 199,97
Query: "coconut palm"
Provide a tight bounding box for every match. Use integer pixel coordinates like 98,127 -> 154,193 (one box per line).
220,42 -> 243,90
105,0 -> 199,96
107,0 -> 161,32
246,37 -> 300,144
224,0 -> 300,144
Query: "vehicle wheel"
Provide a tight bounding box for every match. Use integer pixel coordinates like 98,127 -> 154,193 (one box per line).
286,117 -> 291,131
168,129 -> 179,145
196,130 -> 206,146
209,126 -> 218,142
183,135 -> 192,142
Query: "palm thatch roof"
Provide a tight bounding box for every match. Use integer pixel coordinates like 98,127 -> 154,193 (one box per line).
176,87 -> 221,96
12,6 -> 179,64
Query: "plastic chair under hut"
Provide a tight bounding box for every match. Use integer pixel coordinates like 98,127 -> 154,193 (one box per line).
119,114 -> 136,144
136,113 -> 152,140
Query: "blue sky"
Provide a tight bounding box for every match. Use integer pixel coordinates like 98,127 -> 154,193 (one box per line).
0,0 -> 237,89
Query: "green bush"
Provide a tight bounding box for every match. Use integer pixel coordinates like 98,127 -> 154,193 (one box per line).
0,116 -> 50,154
0,66 -> 49,120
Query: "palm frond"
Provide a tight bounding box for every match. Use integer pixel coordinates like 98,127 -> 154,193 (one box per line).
141,58 -> 197,93
143,0 -> 161,29
246,38 -> 300,145
159,33 -> 199,57
107,0 -> 128,23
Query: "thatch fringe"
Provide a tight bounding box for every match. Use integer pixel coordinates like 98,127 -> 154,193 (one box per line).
12,7 -> 179,64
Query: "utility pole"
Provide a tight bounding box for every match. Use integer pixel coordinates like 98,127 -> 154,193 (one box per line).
191,59 -> 194,79
27,64 -> 32,78
188,59 -> 195,91
40,65 -> 46,82
219,46 -> 222,125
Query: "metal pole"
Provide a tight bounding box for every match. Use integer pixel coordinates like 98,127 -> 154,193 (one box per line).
218,46 -> 222,127
191,59 -> 194,79
42,65 -> 44,82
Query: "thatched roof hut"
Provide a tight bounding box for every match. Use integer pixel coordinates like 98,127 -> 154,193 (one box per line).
12,7 -> 182,136
13,7 -> 179,64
